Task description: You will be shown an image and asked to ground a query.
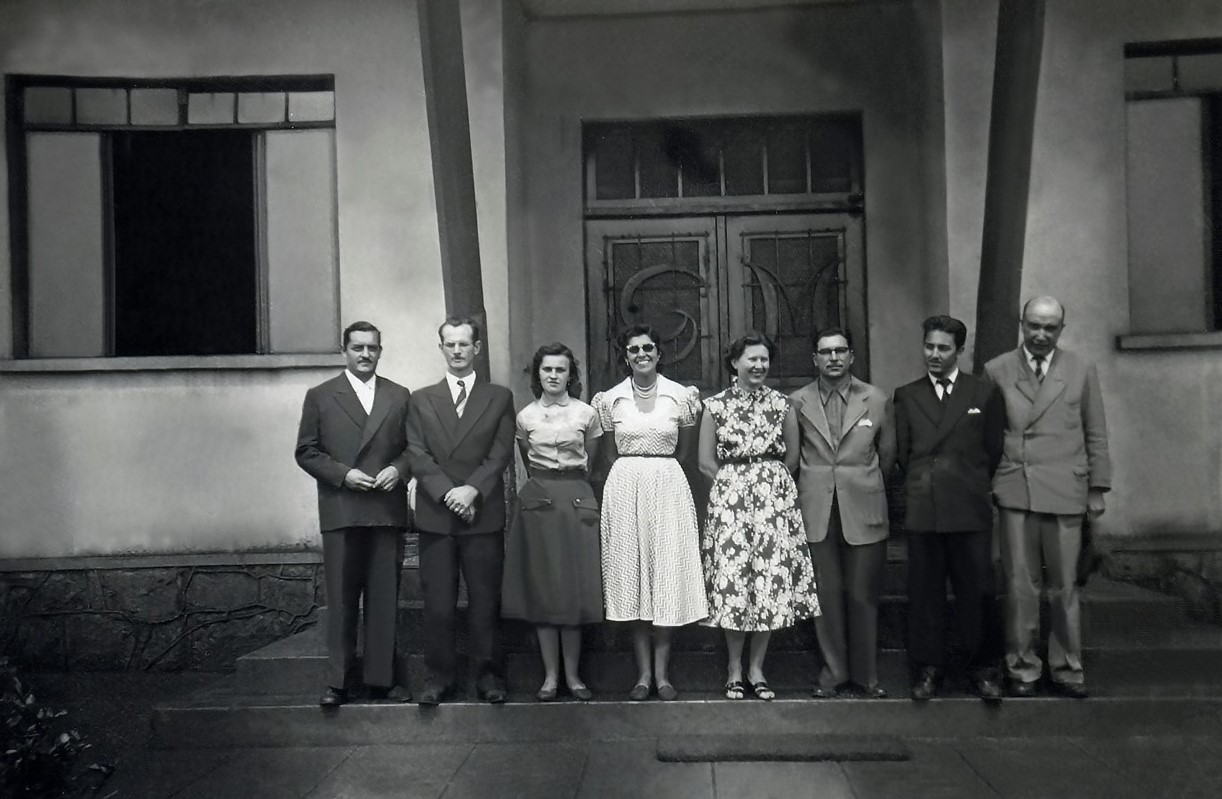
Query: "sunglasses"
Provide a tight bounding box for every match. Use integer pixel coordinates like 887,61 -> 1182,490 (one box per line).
626,343 -> 657,354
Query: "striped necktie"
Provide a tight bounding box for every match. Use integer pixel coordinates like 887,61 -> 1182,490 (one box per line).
455,379 -> 467,417
1032,355 -> 1045,383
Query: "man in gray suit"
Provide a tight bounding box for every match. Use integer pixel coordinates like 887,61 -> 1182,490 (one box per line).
792,328 -> 896,698
985,296 -> 1112,698
296,321 -> 412,708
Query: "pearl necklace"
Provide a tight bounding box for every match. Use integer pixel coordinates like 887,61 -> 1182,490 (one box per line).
631,378 -> 658,400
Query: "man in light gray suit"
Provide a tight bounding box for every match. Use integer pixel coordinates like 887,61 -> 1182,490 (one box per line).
792,328 -> 896,698
984,296 -> 1111,699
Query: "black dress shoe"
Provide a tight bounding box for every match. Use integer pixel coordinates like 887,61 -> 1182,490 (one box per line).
975,676 -> 1004,704
1008,679 -> 1039,698
369,685 -> 412,704
319,687 -> 347,708
910,668 -> 940,702
1051,680 -> 1088,699
861,683 -> 888,699
477,679 -> 508,704
417,683 -> 452,706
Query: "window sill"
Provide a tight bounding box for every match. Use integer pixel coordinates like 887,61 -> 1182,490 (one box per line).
1116,331 -> 1222,352
0,353 -> 345,373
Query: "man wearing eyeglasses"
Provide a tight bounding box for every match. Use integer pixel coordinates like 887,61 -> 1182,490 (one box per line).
791,328 -> 896,699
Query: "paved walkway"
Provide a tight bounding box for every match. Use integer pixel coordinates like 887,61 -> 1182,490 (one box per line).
24,673 -> 1222,798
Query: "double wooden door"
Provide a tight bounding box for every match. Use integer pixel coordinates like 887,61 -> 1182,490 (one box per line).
586,213 -> 866,395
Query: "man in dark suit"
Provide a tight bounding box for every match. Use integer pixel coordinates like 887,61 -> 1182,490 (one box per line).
985,296 -> 1111,699
894,315 -> 1005,702
406,316 -> 515,705
792,327 -> 896,699
296,321 -> 412,708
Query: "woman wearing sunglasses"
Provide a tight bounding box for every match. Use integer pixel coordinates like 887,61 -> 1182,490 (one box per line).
592,323 -> 708,701
698,332 -> 820,701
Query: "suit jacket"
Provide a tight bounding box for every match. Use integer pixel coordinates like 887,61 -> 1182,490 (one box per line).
295,373 -> 412,532
791,377 -> 896,545
405,378 -> 515,535
894,372 -> 1005,533
984,347 -> 1111,515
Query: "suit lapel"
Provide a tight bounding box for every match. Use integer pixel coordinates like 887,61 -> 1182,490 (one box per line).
839,382 -> 869,448
797,384 -> 834,447
450,381 -> 494,452
911,378 -> 944,429
427,380 -> 460,450
1027,355 -> 1067,426
356,376 -> 393,456
333,374 -> 368,430
1013,349 -> 1038,405
929,373 -> 972,448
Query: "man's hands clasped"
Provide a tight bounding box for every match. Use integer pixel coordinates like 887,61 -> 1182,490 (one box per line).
343,466 -> 400,492
444,485 -> 480,524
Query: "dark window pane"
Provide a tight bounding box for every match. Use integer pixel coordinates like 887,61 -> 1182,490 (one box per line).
767,121 -> 807,194
592,126 -> 636,200
669,123 -> 721,197
638,126 -> 679,198
724,122 -> 764,195
112,130 -> 256,356
809,119 -> 858,194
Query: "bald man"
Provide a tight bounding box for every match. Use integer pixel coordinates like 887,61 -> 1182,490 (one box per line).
984,296 -> 1111,699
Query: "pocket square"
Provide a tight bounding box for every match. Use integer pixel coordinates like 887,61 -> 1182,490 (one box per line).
856,418 -> 874,428
967,407 -> 982,415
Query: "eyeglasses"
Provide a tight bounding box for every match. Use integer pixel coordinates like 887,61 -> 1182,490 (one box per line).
626,343 -> 657,354
816,347 -> 850,357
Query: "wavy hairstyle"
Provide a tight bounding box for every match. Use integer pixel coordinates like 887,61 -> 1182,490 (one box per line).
528,341 -> 583,399
724,330 -> 777,373
616,323 -> 664,375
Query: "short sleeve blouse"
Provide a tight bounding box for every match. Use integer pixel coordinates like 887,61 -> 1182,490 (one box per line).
515,397 -> 602,471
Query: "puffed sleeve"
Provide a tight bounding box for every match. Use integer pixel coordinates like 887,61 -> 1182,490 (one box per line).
677,385 -> 702,428
583,403 -> 604,438
591,391 -> 613,432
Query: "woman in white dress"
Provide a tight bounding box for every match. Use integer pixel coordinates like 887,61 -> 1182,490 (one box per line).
592,324 -> 708,701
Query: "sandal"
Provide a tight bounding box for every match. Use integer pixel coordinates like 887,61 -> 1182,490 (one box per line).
748,680 -> 775,701
724,680 -> 745,700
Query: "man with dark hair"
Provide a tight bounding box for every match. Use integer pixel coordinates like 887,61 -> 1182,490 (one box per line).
296,321 -> 412,708
894,315 -> 1005,702
792,327 -> 896,698
985,295 -> 1111,699
406,317 -> 515,705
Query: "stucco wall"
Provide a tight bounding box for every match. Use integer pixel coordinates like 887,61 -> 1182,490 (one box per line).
0,0 -> 456,557
1018,0 -> 1222,537
517,3 -> 934,400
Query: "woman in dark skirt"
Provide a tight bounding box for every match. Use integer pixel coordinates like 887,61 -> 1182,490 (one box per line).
502,342 -> 604,701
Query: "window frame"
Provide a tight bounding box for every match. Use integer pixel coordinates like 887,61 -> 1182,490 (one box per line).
5,73 -> 340,366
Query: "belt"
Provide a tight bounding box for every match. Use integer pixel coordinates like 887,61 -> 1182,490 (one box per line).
721,455 -> 781,465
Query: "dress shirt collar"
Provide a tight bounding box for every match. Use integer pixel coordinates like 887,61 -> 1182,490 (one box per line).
927,368 -> 960,390
539,392 -> 572,408
817,376 -> 853,405
1022,346 -> 1054,374
445,371 -> 477,402
344,369 -> 376,413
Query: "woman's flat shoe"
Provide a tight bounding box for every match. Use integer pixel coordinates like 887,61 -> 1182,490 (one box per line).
537,686 -> 557,702
748,680 -> 775,701
628,683 -> 650,702
811,683 -> 840,699
656,683 -> 678,701
724,680 -> 745,700
570,685 -> 593,702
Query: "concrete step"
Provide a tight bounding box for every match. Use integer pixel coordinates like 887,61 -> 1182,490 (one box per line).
155,646 -> 1222,749
312,577 -> 1215,657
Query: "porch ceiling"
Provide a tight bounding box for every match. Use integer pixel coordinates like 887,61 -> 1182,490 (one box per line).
522,0 -> 898,19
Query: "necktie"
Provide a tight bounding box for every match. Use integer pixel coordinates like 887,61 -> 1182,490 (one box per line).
454,379 -> 467,417
1032,355 -> 1045,383
937,378 -> 951,402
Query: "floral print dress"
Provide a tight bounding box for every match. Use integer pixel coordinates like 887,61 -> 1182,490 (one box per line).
701,385 -> 820,631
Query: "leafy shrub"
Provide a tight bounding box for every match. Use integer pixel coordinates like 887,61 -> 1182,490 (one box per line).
0,658 -> 112,798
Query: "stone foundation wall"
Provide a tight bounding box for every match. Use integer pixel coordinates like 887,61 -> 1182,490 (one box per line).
1102,543 -> 1222,626
0,557 -> 325,671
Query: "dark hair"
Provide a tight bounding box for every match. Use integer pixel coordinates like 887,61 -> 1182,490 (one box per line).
528,342 -> 583,399
437,316 -> 482,343
812,326 -> 853,352
922,315 -> 968,349
725,331 -> 777,373
343,320 -> 381,347
616,323 -> 663,375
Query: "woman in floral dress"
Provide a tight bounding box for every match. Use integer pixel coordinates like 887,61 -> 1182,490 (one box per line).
593,323 -> 708,701
698,332 -> 820,701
